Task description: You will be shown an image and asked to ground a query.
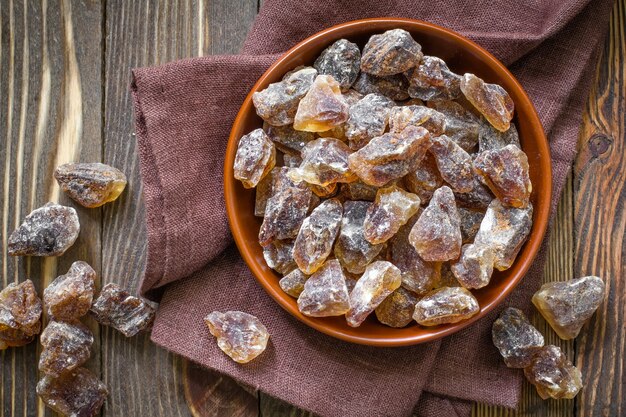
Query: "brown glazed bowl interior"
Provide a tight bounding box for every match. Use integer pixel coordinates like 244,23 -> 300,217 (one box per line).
224,18 -> 551,347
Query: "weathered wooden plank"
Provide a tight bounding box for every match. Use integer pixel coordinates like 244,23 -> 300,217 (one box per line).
0,0 -> 103,416
102,1 -> 257,416
573,0 -> 625,416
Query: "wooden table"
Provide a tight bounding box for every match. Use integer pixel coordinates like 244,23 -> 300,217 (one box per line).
1,1 -> 624,416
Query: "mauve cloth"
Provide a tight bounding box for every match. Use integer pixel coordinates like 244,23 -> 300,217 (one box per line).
131,1 -> 614,416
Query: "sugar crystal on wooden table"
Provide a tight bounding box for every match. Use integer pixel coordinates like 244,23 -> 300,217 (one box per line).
288,137 -> 356,186
0,280 -> 42,348
492,307 -> 544,368
391,217 -> 442,295
263,239 -> 297,275
294,199 -> 343,274
460,73 -> 514,132
313,39 -> 361,92
360,29 -> 423,76
388,105 -> 447,137
204,311 -> 269,364
428,135 -> 475,193
293,75 -> 349,132
254,168 -> 277,217
352,72 -> 410,101
478,117 -> 520,152
8,202 -> 80,257
264,123 -> 316,155
279,269 -> 309,298
348,125 -> 431,187
233,128 -> 276,189
345,93 -> 394,150
524,345 -> 583,400
54,162 -> 127,208
413,286 -> 479,326
451,243 -> 495,289
405,56 -> 461,101
334,201 -> 384,274
339,181 -> 378,201
458,207 -> 484,243
473,144 -> 532,208
474,199 -> 533,271
346,261 -> 402,327
297,259 -> 350,317
252,66 -> 317,126
259,167 -> 312,246
363,184 -> 420,244
44,261 -> 96,321
375,287 -> 419,328
39,320 -> 94,377
409,186 -> 462,262
532,276 -> 605,340
37,367 -> 108,417
90,283 -> 156,337
428,100 -> 480,152
404,153 -> 445,204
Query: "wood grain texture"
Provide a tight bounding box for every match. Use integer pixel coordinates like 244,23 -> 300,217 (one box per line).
0,1 -> 103,416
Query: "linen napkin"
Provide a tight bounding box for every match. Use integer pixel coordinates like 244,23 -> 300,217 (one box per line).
131,1 -> 614,415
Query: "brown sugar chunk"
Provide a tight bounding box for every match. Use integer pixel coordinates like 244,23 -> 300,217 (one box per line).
313,39 -> 361,92
460,73 -> 514,132
254,168 -> 277,217
404,153 -> 445,203
451,243 -> 495,289
375,287 -> 419,328
334,201 -> 384,274
413,286 -> 479,326
44,261 -> 96,321
524,345 -> 583,400
473,144 -> 532,208
308,182 -> 338,198
37,367 -> 108,417
233,128 -> 276,189
532,276 -> 605,340
345,93 -> 395,150
252,67 -> 317,126
363,185 -> 420,244
294,199 -> 343,274
391,217 -> 442,295
342,89 -> 365,105
259,167 -> 312,246
478,117 -> 520,152
339,181 -> 378,201
288,138 -> 356,186
279,269 -> 309,298
54,163 -> 127,208
388,105 -> 446,137
458,207 -> 485,243
282,154 -> 303,168
492,307 -> 544,368
90,283 -> 156,337
8,203 -> 80,257
39,320 -> 94,377
204,311 -> 269,364
352,72 -> 410,101
293,75 -> 349,132
429,100 -> 480,152
361,29 -> 423,76
263,240 -> 297,275
405,56 -> 461,101
428,135 -> 475,193
409,186 -> 462,262
453,178 -> 494,210
348,126 -> 431,187
474,199 -> 533,271
0,280 -> 42,348
346,261 -> 402,327
264,123 -> 316,155
297,259 -> 350,317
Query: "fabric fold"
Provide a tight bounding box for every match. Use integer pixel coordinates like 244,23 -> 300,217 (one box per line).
130,0 -> 615,415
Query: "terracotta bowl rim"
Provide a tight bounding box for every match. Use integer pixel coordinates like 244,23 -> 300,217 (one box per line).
224,17 -> 552,347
